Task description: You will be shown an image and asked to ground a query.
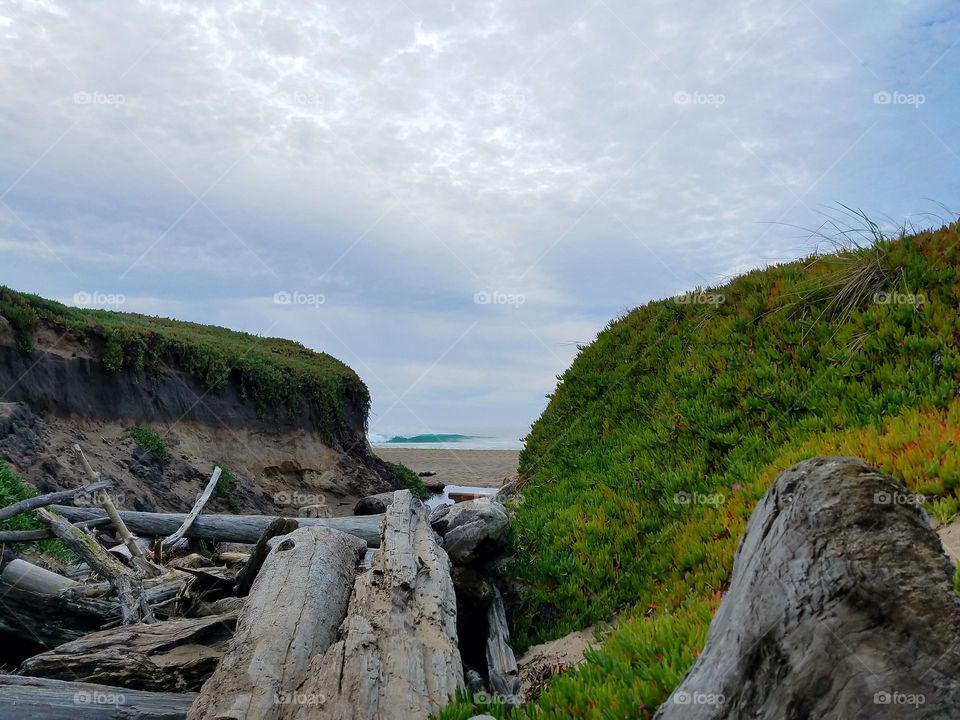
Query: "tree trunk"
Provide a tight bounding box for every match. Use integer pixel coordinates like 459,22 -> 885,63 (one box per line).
188,526 -> 365,720
19,613 -> 237,692
286,490 -> 463,720
51,506 -> 384,547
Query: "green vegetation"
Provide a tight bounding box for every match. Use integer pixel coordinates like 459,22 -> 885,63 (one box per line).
388,461 -> 431,500
441,220 -> 960,719
128,426 -> 172,462
0,461 -> 71,560
216,465 -> 239,512
0,287 -> 368,440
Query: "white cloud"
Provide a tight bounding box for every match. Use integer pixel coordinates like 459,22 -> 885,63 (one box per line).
0,0 -> 957,434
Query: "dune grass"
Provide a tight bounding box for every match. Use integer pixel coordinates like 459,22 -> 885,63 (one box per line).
439,220 -> 960,719
0,461 -> 71,561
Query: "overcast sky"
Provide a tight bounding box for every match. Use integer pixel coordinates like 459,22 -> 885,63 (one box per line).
0,1 -> 957,440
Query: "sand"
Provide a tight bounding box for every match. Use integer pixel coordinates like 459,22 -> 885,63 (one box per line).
374,448 -> 519,489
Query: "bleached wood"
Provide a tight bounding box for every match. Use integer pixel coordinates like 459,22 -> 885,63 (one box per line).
286,490 -> 463,720
162,467 -> 222,553
188,526 -> 365,720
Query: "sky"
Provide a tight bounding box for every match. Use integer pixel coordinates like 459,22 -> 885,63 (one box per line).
0,0 -> 958,441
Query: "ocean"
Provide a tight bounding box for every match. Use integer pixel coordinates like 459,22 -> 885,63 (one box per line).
368,433 -> 524,451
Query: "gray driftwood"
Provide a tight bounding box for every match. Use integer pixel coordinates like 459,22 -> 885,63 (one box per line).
19,613 -> 237,692
486,583 -> 520,707
0,479 -> 109,522
37,507 -> 156,625
188,526 -> 365,720
51,505 -> 384,547
162,467 -> 222,552
654,457 -> 960,719
0,675 -> 196,720
2,557 -> 78,594
233,517 -> 298,598
0,577 -> 122,647
287,490 -> 463,720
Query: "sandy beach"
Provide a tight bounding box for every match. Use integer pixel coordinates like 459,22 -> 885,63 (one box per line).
374,448 -> 519,488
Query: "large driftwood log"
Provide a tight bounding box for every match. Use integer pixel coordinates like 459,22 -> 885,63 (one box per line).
37,508 -> 156,625
188,526 -> 366,720
0,675 -> 196,720
19,613 -> 237,692
287,490 -> 463,720
51,506 -> 384,547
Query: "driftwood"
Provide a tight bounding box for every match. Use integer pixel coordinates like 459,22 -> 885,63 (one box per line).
19,613 -> 237,692
52,505 -> 384,546
287,490 -> 463,720
74,444 -> 163,578
188,527 -> 365,720
0,577 -> 122,647
486,583 -> 520,707
37,508 -> 156,625
162,467 -> 222,553
2,557 -> 78,594
0,517 -> 111,543
233,517 -> 298,598
0,480 -> 110,523
0,675 -> 196,720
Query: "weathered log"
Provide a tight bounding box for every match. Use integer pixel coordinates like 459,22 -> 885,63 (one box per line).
233,517 -> 298,598
486,584 -> 520,708
0,517 -> 111,543
37,508 -> 156,625
1,558 -> 78,594
162,467 -> 222,552
0,579 -> 121,647
287,490 -> 463,720
0,479 -> 110,523
19,613 -> 237,692
0,675 -> 196,720
188,526 -> 365,720
51,505 -> 384,547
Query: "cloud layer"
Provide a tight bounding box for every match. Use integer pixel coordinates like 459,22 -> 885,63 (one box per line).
1,0 -> 957,438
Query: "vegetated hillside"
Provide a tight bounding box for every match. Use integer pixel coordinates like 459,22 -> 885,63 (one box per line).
0,287 -> 367,440
0,288 -> 400,518
439,218 -> 960,719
